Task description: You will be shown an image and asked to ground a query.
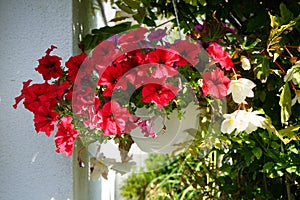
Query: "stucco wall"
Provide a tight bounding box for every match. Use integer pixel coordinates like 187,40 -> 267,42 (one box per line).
0,0 -> 73,199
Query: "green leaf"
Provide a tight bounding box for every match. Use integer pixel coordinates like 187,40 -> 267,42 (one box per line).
109,16 -> 129,22
252,147 -> 262,160
198,0 -> 206,6
244,151 -> 254,166
286,166 -> 297,174
123,0 -> 140,9
278,3 -> 294,25
279,83 -> 292,124
263,162 -> 274,173
254,55 -> 271,83
285,63 -> 300,86
144,16 -> 156,27
278,124 -> 300,137
116,2 -> 134,14
263,116 -> 292,144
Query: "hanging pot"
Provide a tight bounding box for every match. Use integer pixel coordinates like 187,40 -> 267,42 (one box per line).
130,102 -> 199,154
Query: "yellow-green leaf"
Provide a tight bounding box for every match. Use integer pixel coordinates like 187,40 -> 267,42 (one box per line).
279,83 -> 292,124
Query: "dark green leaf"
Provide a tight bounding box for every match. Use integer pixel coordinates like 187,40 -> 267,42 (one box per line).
278,3 -> 294,25
252,147 -> 262,160
109,16 -> 129,22
116,2 -> 134,14
123,0 -> 140,9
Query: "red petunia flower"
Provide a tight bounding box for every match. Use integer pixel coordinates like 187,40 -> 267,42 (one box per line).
65,52 -> 87,83
55,80 -> 71,100
72,86 -> 95,116
98,65 -> 125,96
83,97 -> 102,129
119,27 -> 148,51
13,79 -> 32,109
151,64 -> 178,81
92,41 -> 123,67
33,103 -> 59,136
35,46 -> 63,80
202,68 -> 231,99
169,40 -> 201,66
54,116 -> 79,157
142,82 -> 180,109
206,43 -> 233,70
146,48 -> 180,68
14,81 -> 58,113
23,83 -> 57,113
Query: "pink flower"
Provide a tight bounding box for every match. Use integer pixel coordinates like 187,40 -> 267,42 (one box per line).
142,83 -> 179,109
207,43 -> 233,70
151,64 -> 178,81
99,101 -> 138,136
54,116 -> 79,157
138,120 -> 157,138
202,68 -> 231,99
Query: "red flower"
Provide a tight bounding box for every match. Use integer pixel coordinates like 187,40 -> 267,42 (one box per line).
35,46 -> 63,80
142,83 -> 179,109
118,66 -> 150,90
24,83 -> 57,113
54,116 -> 79,157
55,80 -> 71,100
151,64 -> 178,81
72,86 -> 95,116
99,101 -> 138,136
98,65 -> 125,96
65,52 -> 87,83
202,68 -> 231,99
169,40 -> 201,66
33,103 -> 59,136
92,41 -> 122,67
83,97 -> 102,129
146,48 -> 180,68
207,43 -> 233,70
14,81 -> 58,113
119,27 -> 147,51
13,79 -> 32,109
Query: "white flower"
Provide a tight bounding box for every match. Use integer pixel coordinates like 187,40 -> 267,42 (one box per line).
221,110 -> 266,134
292,90 -> 300,106
240,56 -> 251,70
227,78 -> 256,104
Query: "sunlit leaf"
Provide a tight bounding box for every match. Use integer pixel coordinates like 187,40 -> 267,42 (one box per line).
279,83 -> 292,124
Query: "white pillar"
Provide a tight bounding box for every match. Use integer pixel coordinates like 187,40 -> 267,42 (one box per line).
0,0 -> 72,199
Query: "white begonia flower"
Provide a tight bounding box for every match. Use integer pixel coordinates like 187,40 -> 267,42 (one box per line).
240,56 -> 251,70
221,110 -> 266,135
227,78 -> 256,104
292,90 -> 300,106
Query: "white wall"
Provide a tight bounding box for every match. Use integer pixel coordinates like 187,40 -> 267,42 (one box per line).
0,0 -> 73,199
